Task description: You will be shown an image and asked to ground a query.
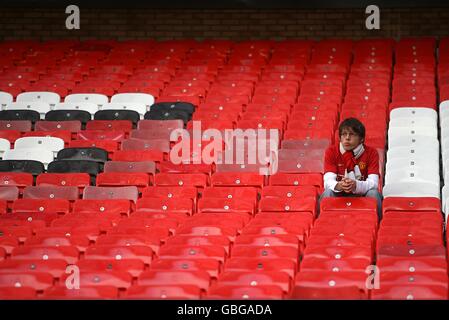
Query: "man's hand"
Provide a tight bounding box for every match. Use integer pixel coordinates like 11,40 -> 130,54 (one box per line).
334,181 -> 345,192
341,178 -> 356,193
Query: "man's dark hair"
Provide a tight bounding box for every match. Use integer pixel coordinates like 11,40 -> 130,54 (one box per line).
338,117 -> 366,139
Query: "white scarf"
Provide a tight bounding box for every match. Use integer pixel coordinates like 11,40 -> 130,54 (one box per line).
339,142 -> 365,180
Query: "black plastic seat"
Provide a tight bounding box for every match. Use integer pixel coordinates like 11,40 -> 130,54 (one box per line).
0,110 -> 40,123
149,102 -> 195,115
144,109 -> 191,124
94,110 -> 140,125
0,160 -> 45,175
45,110 -> 92,126
47,160 -> 101,184
56,147 -> 108,163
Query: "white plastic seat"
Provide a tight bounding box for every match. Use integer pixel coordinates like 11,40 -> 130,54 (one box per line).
439,129 -> 449,149
16,91 -> 60,106
388,136 -> 439,149
111,93 -> 155,110
0,138 -> 11,158
54,102 -> 99,115
0,92 -> 13,107
443,170 -> 449,185
5,102 -> 51,119
384,169 -> 440,188
388,126 -> 438,139
387,145 -> 439,161
14,137 -> 65,157
389,107 -> 437,122
64,94 -> 109,107
3,148 -> 54,169
442,159 -> 449,180
439,114 -> 449,128
389,117 -> 436,128
101,102 -> 147,119
383,182 -> 440,199
386,156 -> 439,173
439,100 -> 449,120
441,185 -> 449,221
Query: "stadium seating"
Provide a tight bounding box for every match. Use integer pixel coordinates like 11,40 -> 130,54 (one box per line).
0,38 -> 446,300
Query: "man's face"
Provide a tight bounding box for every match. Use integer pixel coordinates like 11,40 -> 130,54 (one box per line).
340,127 -> 363,151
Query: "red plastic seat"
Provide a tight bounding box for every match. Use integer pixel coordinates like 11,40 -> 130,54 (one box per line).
136,198 -> 193,215
216,271 -> 291,293
235,234 -> 300,249
376,257 -> 447,274
34,225 -> 101,243
320,197 -> 378,216
73,199 -> 132,216
11,246 -> 79,264
136,270 -> 211,291
96,172 -> 151,190
371,285 -> 448,300
77,259 -> 145,278
377,244 -> 446,260
241,224 -> 308,244
0,172 -> 33,189
125,285 -> 201,299
0,287 -> 37,299
377,228 -> 443,247
293,271 -> 368,299
211,172 -> 264,188
43,286 -> 119,299
82,186 -> 139,203
0,272 -> 54,291
259,196 -> 316,216
36,173 -> 90,193
198,197 -> 254,215
231,246 -> 299,266
97,231 -> 161,252
35,121 -> 81,132
261,185 -> 317,199
86,120 -> 133,132
112,150 -> 164,162
155,173 -> 208,188
141,186 -> 197,201
122,210 -> 181,227
12,198 -> 70,215
158,162 -> 212,175
164,235 -> 230,254
0,120 -> 32,132
207,285 -> 284,299
60,270 -> 133,289
303,245 -> 373,263
103,161 -> 156,177
0,259 -> 68,279
379,271 -> 448,288
121,139 -> 170,153
382,197 -> 441,215
268,173 -> 323,192
22,186 -> 79,201
158,245 -> 227,263
76,130 -> 125,142
84,245 -> 153,266
224,257 -> 297,278
176,225 -> 239,242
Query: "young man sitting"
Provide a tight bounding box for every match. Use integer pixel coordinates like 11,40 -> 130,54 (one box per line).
320,117 -> 382,218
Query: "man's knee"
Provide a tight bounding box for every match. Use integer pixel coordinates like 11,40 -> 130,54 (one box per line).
365,188 -> 382,199
320,188 -> 337,199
